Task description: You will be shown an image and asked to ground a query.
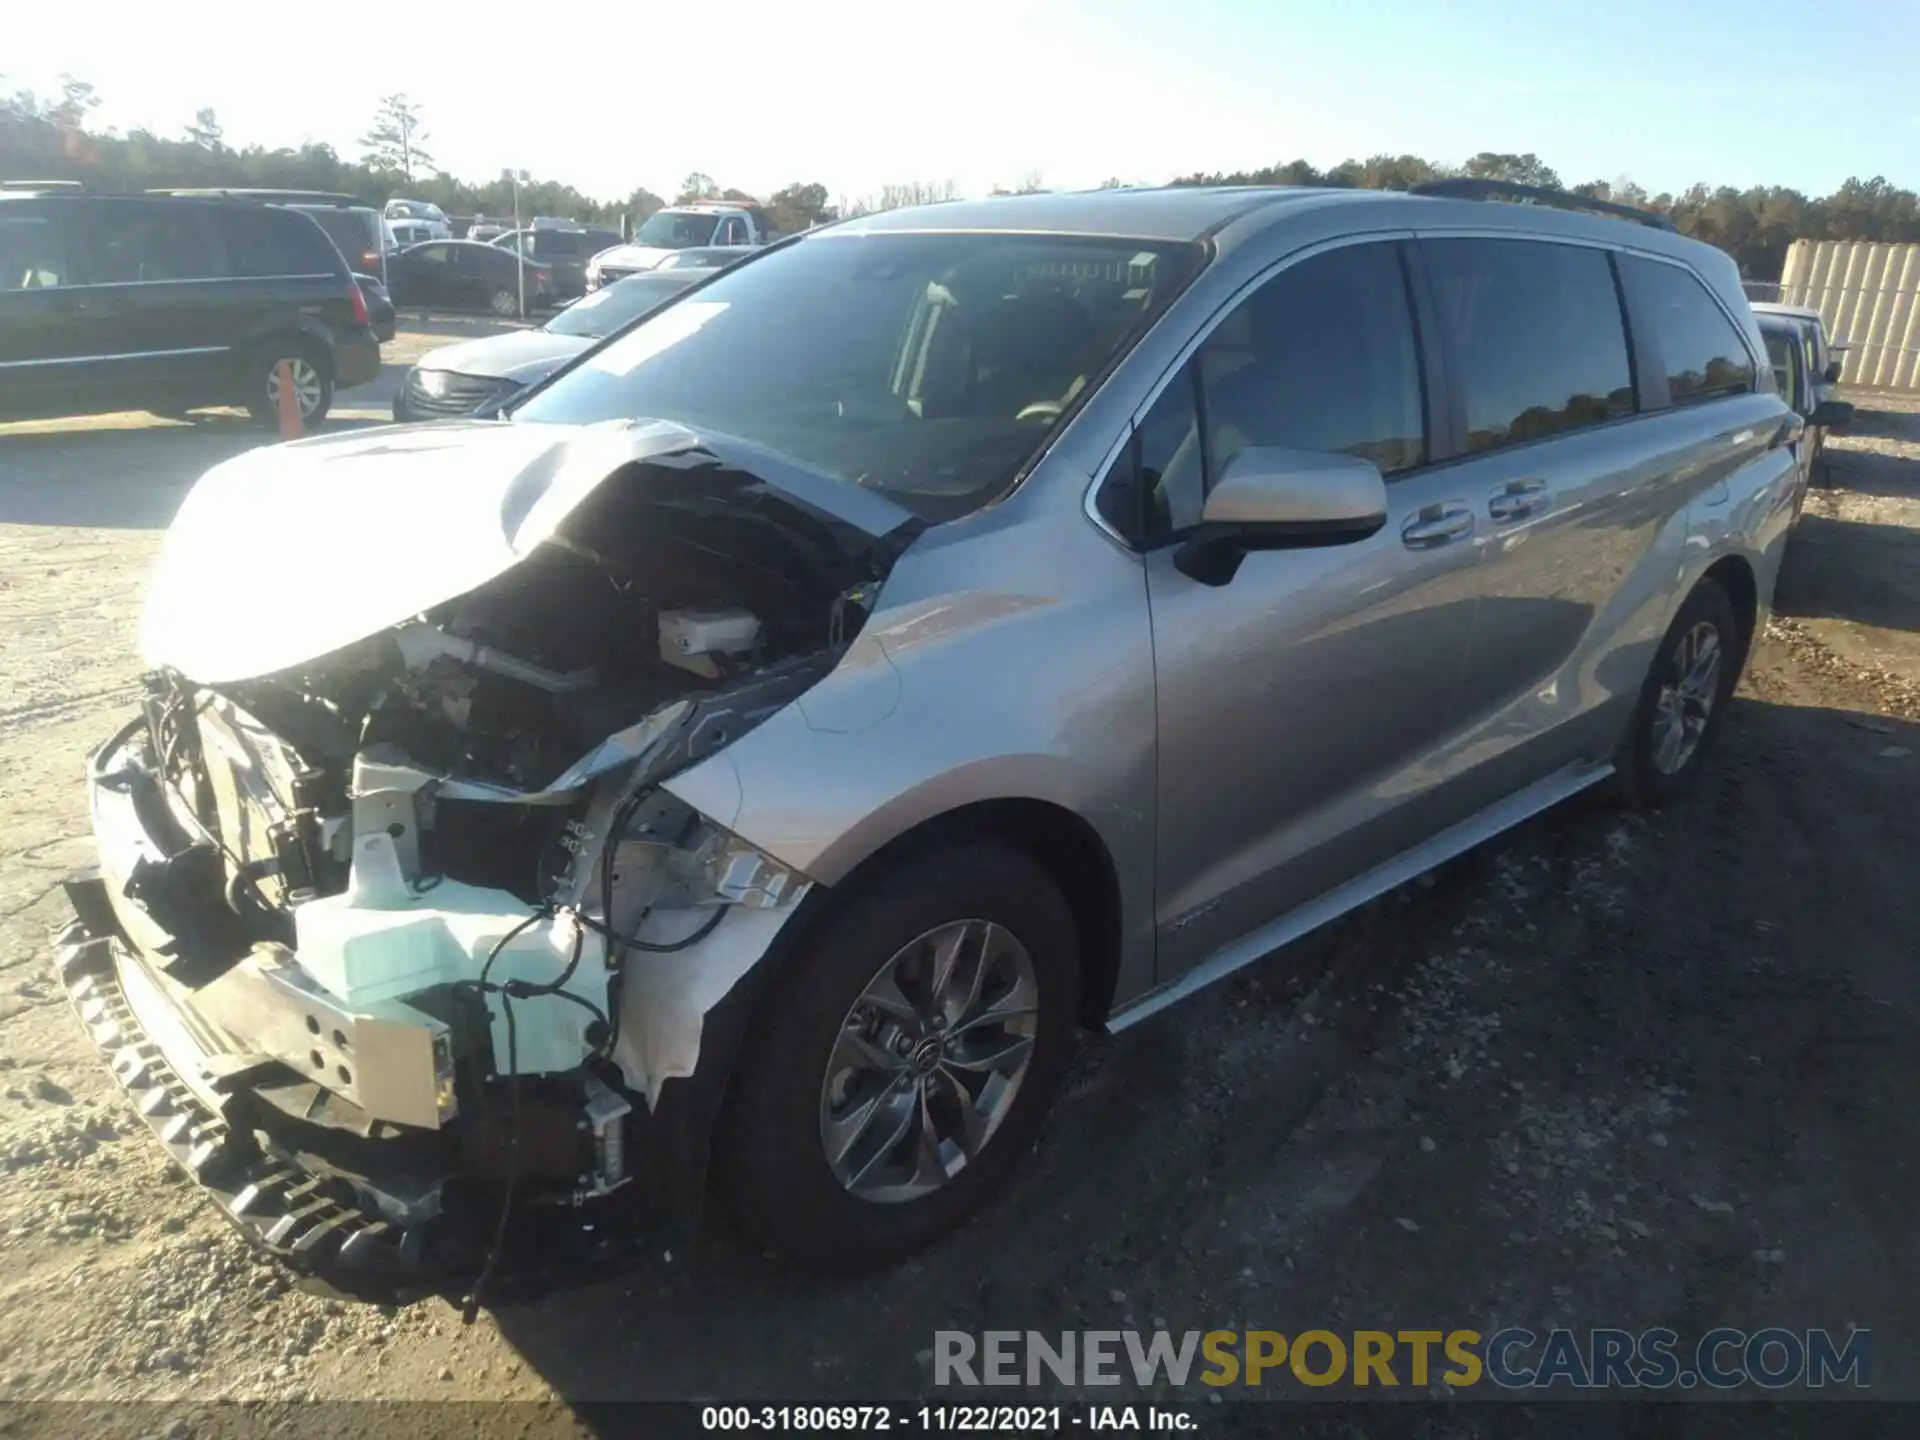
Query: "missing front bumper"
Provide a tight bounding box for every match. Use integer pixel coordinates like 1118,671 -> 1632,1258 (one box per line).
53,907 -> 440,1295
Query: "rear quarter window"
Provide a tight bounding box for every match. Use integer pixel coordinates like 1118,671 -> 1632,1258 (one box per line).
1619,255 -> 1757,406
219,207 -> 344,278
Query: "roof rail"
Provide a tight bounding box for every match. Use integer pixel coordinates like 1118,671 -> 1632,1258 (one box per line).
148,187 -> 364,206
2,179 -> 86,193
1408,178 -> 1677,233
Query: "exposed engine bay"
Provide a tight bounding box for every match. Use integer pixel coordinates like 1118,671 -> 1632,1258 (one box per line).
98,444 -> 906,1232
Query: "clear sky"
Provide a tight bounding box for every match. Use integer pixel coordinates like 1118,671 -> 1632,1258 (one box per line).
8,0 -> 1917,204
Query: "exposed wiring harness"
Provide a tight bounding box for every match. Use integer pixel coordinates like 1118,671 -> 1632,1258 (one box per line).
457,905 -> 612,1325
587,785 -> 730,1058
458,788 -> 738,1321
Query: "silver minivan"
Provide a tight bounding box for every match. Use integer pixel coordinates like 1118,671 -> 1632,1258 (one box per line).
60,185 -> 1803,1291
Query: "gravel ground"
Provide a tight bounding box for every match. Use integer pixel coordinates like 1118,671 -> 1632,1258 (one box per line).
0,379 -> 1917,1428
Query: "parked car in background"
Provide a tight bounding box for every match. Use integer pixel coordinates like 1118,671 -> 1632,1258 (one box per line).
580,203 -> 776,285
295,204 -> 389,286
0,186 -> 377,426
392,266 -> 715,420
492,225 -> 624,298
466,222 -> 508,243
354,272 -> 396,343
383,197 -> 452,238
386,239 -> 553,315
1751,301 -> 1850,474
385,218 -> 436,251
58,183 -> 1807,1290
1757,308 -> 1852,507
652,245 -> 758,272
588,242 -> 755,290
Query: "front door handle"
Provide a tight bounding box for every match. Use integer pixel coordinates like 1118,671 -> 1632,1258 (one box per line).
1401,503 -> 1475,549
1488,478 -> 1551,523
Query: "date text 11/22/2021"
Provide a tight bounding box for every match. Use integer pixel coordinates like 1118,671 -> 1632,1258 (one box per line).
700,1405 -> 1196,1432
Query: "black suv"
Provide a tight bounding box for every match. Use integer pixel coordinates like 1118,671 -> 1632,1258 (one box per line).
0,185 -> 380,427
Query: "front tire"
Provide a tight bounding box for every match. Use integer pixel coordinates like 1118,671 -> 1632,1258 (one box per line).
717,842 -> 1080,1271
1614,578 -> 1742,808
245,345 -> 332,429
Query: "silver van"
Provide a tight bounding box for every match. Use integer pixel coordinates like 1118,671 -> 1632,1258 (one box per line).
59,183 -> 1803,1292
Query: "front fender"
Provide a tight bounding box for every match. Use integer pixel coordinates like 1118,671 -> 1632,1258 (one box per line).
661,503 -> 1160,1000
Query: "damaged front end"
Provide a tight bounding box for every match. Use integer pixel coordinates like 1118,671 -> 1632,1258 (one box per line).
58,418 -> 913,1298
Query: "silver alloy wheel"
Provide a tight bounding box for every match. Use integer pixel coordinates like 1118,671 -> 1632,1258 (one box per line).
819,918 -> 1041,1204
1650,620 -> 1723,774
264,357 -> 324,419
490,288 -> 518,317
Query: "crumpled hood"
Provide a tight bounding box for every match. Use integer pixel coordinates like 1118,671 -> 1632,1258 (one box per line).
594,244 -> 671,273
417,329 -> 591,386
141,418 -> 917,684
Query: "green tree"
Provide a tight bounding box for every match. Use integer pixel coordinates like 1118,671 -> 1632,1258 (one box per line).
676,171 -> 718,204
359,94 -> 433,181
1461,152 -> 1561,188
769,181 -> 832,232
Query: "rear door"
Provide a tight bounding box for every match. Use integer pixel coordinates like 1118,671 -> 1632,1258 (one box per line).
1415,235 -> 1649,784
67,199 -> 230,408
1434,239 -> 1773,788
0,200 -> 89,420
1135,238 -> 1485,977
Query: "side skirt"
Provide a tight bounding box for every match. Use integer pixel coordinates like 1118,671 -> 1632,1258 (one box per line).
1107,760 -> 1613,1033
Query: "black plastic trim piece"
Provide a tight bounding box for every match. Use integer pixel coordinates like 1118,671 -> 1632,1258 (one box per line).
1409,178 -> 1678,233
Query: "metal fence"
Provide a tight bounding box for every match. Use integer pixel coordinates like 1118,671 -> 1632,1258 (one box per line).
1776,240 -> 1920,391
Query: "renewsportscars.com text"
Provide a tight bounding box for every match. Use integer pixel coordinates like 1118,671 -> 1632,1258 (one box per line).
933,1327 -> 1871,1390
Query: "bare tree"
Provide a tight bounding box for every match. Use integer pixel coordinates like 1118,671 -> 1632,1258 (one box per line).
871,179 -> 957,211
676,171 -> 719,204
184,107 -> 223,150
359,94 -> 433,181
48,75 -> 99,132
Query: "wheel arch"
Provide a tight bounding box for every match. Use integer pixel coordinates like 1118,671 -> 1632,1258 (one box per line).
1699,551 -> 1759,669
239,319 -> 336,379
769,797 -> 1126,1031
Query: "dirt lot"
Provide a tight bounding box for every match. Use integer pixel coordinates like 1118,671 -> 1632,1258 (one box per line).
1,367 -> 1917,1426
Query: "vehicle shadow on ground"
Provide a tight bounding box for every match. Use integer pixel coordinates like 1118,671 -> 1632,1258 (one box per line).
1776,510 -> 1920,635
0,414 -> 390,529
485,690 -> 1920,1413
481,850 -> 1503,1404
1831,397 -> 1920,445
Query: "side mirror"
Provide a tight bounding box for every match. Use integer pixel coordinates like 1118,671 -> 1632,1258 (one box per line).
1173,448 -> 1389,587
1823,361 -> 1843,384
1810,398 -> 1854,430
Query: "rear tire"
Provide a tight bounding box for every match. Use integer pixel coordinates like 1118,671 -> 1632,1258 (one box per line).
716,842 -> 1080,1272
245,344 -> 333,430
1613,578 -> 1742,808
489,287 -> 519,318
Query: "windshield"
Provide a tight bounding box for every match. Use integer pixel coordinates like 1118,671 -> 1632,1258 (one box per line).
511,231 -> 1205,521
544,273 -> 704,338
634,211 -> 721,248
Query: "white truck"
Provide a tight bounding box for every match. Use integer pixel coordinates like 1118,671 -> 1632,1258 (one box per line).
584,202 -> 779,289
